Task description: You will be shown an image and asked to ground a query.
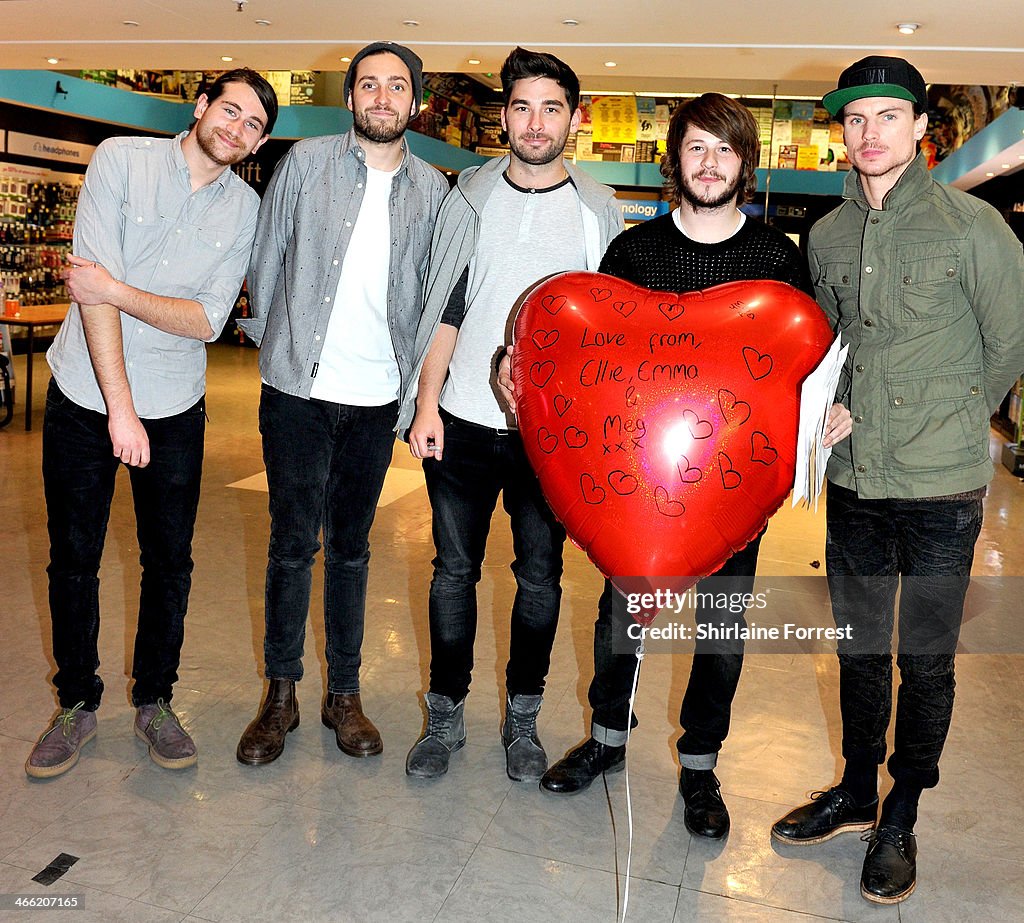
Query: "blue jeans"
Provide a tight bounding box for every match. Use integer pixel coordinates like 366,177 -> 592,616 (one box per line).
259,385 -> 397,694
42,380 -> 205,710
826,481 -> 984,789
423,411 -> 566,702
588,534 -> 763,769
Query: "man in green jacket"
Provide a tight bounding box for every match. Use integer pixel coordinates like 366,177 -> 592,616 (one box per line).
772,56 -> 1024,904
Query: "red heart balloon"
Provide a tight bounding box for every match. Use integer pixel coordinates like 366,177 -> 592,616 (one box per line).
512,272 -> 833,610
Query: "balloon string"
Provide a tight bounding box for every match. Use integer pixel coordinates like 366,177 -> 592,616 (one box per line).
620,639 -> 645,923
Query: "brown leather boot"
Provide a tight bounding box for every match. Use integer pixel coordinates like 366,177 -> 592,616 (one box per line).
236,679 -> 299,765
321,692 -> 382,757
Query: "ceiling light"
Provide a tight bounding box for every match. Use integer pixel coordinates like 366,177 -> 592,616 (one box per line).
46,57 -> 59,65
221,56 -> 234,62
896,22 -> 919,35
1002,163 -> 1011,168
1018,154 -> 1024,160
986,172 -> 995,177
604,61 -> 617,68
402,19 -> 419,26
467,58 -> 481,65
340,56 -> 351,63
255,19 -> 271,26
562,19 -> 580,26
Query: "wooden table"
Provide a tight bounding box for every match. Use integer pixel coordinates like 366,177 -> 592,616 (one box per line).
0,303 -> 69,431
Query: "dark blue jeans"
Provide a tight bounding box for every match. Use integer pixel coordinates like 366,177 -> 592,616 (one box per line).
260,385 -> 397,694
42,380 -> 205,710
422,411 -> 566,703
826,481 -> 984,789
588,533 -> 764,768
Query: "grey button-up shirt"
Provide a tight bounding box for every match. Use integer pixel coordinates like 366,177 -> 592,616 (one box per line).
47,132 -> 260,418
242,128 -> 447,400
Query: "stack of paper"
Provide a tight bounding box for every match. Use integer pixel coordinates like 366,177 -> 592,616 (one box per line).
792,335 -> 848,511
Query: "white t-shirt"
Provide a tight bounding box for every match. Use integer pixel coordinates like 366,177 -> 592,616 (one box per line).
441,174 -> 587,429
310,163 -> 400,405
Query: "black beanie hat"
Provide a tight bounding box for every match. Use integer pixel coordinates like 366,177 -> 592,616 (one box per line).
343,41 -> 424,113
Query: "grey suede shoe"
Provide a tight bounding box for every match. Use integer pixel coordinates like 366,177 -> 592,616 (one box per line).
135,699 -> 197,770
25,703 -> 97,779
501,693 -> 547,782
406,692 -> 466,778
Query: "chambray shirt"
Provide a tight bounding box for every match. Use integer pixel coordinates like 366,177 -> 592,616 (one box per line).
242,129 -> 447,400
47,132 -> 260,418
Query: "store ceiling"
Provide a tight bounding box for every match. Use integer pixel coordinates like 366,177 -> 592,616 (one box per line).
2,0 -> 1022,99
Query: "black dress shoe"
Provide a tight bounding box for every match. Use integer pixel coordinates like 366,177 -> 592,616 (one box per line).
771,787 -> 878,845
860,825 -> 917,904
679,767 -> 730,839
540,737 -> 625,794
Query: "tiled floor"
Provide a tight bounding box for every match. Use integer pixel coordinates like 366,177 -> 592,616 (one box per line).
1,345 -> 1022,922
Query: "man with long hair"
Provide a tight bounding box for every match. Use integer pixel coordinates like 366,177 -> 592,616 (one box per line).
532,94 -> 850,839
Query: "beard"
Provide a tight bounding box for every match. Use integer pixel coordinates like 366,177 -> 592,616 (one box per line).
679,169 -> 742,211
507,126 -> 571,166
353,105 -> 410,145
195,123 -> 250,167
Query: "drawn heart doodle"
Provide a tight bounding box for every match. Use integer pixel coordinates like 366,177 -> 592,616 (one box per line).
718,452 -> 742,490
529,361 -> 555,388
676,456 -> 703,484
654,486 -> 685,517
531,329 -> 559,350
682,409 -> 713,440
658,301 -> 685,322
564,426 -> 589,449
608,470 -> 638,496
718,389 -> 751,427
742,346 -> 773,380
553,394 -> 573,417
512,271 -> 832,610
541,294 -> 566,315
537,428 -> 558,454
750,431 -> 778,465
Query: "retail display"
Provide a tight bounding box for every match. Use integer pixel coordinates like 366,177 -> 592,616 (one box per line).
0,176 -> 77,308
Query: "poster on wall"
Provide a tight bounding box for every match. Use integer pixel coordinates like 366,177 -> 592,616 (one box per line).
591,96 -> 638,145
636,97 -> 657,142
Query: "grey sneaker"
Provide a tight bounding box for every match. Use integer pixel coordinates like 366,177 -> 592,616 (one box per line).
135,699 -> 197,769
25,702 -> 97,779
501,693 -> 547,782
406,692 -> 466,778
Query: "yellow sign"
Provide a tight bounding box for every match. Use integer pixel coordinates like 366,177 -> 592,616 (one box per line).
591,96 -> 638,145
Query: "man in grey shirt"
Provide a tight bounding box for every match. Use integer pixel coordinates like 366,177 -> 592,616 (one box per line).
26,69 -> 277,779
236,42 -> 447,766
402,47 -> 623,781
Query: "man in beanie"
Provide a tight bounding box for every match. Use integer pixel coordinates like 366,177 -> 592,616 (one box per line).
237,42 -> 447,765
772,56 -> 1024,903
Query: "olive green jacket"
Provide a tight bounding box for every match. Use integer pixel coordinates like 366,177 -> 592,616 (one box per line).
810,153 -> 1024,499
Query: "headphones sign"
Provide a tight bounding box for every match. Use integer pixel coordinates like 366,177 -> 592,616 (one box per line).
7,132 -> 96,166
